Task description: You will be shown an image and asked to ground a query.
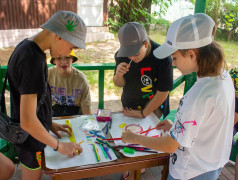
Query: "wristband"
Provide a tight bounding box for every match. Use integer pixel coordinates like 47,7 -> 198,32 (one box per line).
54,139 -> 59,151
141,110 -> 145,118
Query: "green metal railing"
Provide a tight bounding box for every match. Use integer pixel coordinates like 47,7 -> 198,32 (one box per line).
1,63 -> 186,109
0,63 -> 187,161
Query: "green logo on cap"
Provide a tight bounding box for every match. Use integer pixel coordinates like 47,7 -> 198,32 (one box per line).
65,20 -> 77,32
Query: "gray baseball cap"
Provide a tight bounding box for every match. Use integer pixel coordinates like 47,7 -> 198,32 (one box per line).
41,11 -> 87,49
117,22 -> 148,57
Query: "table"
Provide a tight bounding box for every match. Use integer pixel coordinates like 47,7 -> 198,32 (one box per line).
42,115 -> 170,180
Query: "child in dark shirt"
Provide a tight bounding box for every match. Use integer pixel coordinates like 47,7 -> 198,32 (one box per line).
7,11 -> 86,179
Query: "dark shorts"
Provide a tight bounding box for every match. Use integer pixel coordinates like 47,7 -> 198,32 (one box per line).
17,147 -> 42,170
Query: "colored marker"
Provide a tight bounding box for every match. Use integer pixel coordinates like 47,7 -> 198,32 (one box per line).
96,140 -> 112,160
96,138 -> 107,145
105,141 -> 121,159
92,143 -> 100,162
134,148 -> 158,153
145,126 -> 151,136
140,127 -> 156,134
102,138 -> 122,141
115,145 -> 151,150
78,140 -> 84,145
99,144 -> 108,159
89,131 -> 106,139
103,146 -> 112,160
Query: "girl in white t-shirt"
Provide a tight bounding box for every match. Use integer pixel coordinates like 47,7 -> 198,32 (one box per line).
121,13 -> 235,180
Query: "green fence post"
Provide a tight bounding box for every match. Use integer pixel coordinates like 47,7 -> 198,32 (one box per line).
98,70 -> 104,109
184,0 -> 206,94
195,0 -> 207,13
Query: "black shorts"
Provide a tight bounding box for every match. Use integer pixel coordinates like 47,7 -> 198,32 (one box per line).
17,147 -> 42,170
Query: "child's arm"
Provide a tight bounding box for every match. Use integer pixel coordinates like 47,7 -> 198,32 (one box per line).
142,90 -> 169,116
122,90 -> 169,118
20,94 -> 82,156
113,62 -> 129,87
156,119 -> 173,132
121,130 -> 179,153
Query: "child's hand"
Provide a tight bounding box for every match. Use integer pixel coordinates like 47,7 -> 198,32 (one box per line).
121,129 -> 138,144
156,119 -> 173,132
115,62 -> 130,78
58,142 -> 83,157
122,107 -> 141,118
51,122 -> 72,138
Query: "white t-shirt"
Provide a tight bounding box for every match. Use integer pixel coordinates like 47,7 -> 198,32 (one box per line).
169,71 -> 235,179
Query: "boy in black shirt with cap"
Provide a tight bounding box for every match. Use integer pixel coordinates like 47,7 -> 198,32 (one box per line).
7,11 -> 86,179
113,22 -> 173,119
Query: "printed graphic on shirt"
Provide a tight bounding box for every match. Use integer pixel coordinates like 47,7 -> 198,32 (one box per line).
52,94 -> 76,106
170,119 -> 186,140
170,146 -> 186,165
171,153 -> 177,165
141,67 -> 154,100
50,86 -> 82,106
170,95 -> 197,140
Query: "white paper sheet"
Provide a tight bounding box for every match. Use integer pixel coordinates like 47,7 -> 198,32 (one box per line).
110,113 -> 166,157
44,115 -> 117,169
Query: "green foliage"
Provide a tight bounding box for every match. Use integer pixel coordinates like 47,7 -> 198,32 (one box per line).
224,13 -> 235,31
106,0 -> 174,32
152,0 -> 173,17
206,0 -> 238,41
221,2 -> 238,41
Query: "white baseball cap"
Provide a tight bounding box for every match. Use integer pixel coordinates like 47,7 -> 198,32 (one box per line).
153,13 -> 215,59
41,11 -> 87,49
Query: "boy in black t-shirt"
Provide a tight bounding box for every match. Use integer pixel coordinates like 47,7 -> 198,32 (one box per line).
7,11 -> 86,179
113,22 -> 173,119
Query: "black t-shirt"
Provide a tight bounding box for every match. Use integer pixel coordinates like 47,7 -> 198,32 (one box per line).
114,40 -> 173,117
7,39 -> 52,152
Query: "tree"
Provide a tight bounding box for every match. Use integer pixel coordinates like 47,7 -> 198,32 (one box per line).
106,0 -> 174,31
205,0 -> 223,37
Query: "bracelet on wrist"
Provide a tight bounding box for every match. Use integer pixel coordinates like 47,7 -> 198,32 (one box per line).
54,139 -> 59,151
141,110 -> 145,118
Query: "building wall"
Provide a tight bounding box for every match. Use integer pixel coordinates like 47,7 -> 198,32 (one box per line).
77,0 -> 104,26
0,0 -> 77,30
